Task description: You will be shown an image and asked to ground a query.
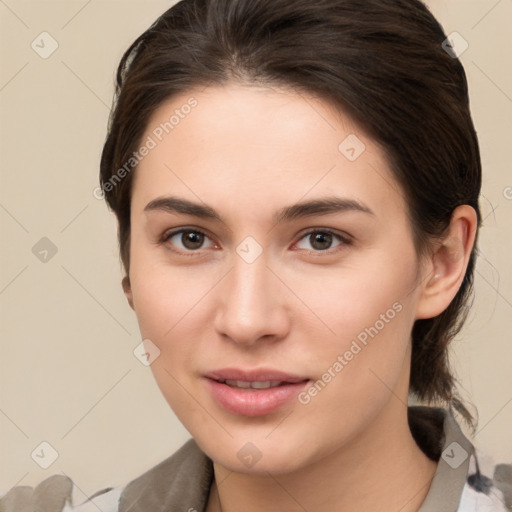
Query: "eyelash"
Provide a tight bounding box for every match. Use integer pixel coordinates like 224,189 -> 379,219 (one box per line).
160,227 -> 352,256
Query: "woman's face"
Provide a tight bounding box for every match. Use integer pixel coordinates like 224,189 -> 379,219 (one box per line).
126,83 -> 428,473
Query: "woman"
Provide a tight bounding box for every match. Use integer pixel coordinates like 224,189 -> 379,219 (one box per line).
1,0 -> 509,510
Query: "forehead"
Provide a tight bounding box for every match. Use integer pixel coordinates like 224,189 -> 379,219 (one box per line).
131,83 -> 407,222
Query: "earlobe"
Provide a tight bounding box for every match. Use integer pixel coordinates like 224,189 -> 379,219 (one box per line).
415,205 -> 478,320
122,276 -> 135,310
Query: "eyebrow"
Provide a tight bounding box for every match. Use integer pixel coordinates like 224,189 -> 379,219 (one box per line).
144,195 -> 374,224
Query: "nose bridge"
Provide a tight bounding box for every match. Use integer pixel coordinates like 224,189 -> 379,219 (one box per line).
233,253 -> 269,309
214,250 -> 288,344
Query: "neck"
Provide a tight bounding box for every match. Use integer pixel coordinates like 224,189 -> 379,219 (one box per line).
206,401 -> 438,512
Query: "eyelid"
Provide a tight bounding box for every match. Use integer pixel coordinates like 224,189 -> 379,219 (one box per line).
161,227 -> 218,253
292,228 -> 352,253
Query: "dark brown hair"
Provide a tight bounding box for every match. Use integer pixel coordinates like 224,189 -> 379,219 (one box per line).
100,0 -> 481,425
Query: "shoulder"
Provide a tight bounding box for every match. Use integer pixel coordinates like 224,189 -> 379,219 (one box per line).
0,439 -> 213,512
0,474 -> 122,512
457,450 -> 511,512
117,437 -> 214,512
408,406 -> 510,512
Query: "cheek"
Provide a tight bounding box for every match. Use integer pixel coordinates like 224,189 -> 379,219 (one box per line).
128,252 -> 225,407
129,263 -> 210,420
128,239 -> 217,339
290,249 -> 419,400
287,250 -> 418,347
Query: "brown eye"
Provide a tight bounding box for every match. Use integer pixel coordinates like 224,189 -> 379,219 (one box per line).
164,229 -> 215,252
295,230 -> 350,252
181,231 -> 205,250
309,232 -> 333,251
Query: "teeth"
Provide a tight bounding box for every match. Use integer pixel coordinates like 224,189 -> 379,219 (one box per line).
223,380 -> 283,389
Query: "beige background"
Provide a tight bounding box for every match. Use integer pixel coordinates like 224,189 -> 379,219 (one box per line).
0,0 -> 511,499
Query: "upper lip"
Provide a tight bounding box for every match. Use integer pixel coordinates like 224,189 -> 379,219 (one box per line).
204,368 -> 309,383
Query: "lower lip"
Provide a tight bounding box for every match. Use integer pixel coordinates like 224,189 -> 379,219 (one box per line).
205,378 -> 309,416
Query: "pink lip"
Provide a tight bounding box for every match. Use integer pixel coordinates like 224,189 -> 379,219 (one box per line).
204,368 -> 310,417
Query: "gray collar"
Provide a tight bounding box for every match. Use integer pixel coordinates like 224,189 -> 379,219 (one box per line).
418,408 -> 474,512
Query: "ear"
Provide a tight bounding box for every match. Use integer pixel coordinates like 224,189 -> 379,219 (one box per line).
415,205 -> 478,320
122,275 -> 135,310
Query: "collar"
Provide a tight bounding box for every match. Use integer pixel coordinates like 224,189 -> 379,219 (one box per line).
413,406 -> 474,512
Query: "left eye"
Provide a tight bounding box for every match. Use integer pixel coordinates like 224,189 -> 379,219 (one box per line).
295,230 -> 347,252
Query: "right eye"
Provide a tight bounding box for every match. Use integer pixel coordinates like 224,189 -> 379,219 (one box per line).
162,228 -> 218,253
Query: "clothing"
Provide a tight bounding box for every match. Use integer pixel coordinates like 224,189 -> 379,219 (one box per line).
1,406 -> 509,511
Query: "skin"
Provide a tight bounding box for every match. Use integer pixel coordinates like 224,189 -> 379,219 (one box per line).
123,83 -> 477,512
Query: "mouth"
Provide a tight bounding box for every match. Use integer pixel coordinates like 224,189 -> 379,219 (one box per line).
216,379 -> 295,389
204,368 -> 310,416
204,368 -> 308,383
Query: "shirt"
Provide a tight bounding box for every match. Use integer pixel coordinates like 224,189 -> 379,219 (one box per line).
1,406 -> 509,511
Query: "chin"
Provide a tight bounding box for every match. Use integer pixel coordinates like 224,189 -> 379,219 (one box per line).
193,429 -> 318,475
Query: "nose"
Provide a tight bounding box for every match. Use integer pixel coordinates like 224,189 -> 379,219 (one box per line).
213,253 -> 291,347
